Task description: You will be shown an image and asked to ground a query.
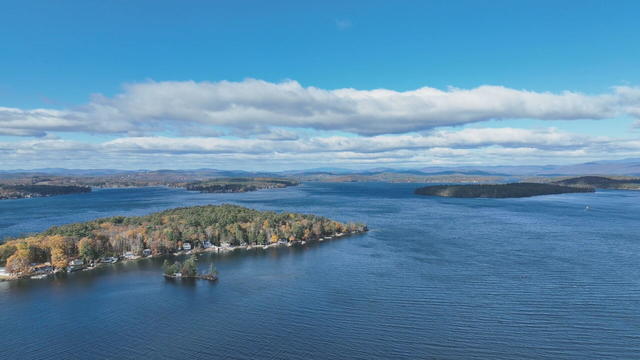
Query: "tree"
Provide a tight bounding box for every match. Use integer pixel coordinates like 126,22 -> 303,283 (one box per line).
6,243 -> 30,274
0,244 -> 17,266
181,255 -> 198,277
47,235 -> 74,269
78,237 -> 99,260
50,247 -> 69,269
209,263 -> 217,276
163,259 -> 178,275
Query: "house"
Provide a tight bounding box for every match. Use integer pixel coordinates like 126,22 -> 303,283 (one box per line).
69,259 -> 84,266
68,259 -> 85,273
182,243 -> 192,251
32,263 -> 53,274
142,249 -> 152,257
124,251 -> 136,260
203,241 -> 212,249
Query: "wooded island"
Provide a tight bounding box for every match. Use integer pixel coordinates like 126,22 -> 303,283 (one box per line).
185,178 -> 299,193
0,204 -> 366,279
415,183 -> 595,198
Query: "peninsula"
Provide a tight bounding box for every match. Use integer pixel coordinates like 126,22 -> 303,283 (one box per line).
0,204 -> 366,279
0,184 -> 91,200
415,183 -> 595,198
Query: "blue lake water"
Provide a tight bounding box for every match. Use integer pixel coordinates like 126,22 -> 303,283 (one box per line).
1,182 -> 639,359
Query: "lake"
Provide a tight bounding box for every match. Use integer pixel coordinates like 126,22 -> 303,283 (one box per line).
1,182 -> 639,359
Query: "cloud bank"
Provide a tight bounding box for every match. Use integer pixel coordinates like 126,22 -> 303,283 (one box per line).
2,79 -> 640,138
1,79 -> 640,169
1,127 -> 638,170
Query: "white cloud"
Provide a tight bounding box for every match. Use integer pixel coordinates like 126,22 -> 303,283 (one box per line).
2,79 -> 640,137
0,127 -> 637,170
2,79 -> 640,169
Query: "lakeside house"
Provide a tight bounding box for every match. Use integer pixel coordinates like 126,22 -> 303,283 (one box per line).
0,267 -> 8,277
32,263 -> 53,274
124,251 -> 136,260
142,249 -> 152,257
68,259 -> 85,272
69,259 -> 84,266
203,241 -> 212,249
182,243 -> 192,251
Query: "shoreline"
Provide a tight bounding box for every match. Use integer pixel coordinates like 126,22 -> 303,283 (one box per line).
1,229 -> 367,281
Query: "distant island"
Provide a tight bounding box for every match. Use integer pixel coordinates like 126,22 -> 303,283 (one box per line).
0,204 -> 366,280
552,176 -> 640,190
0,176 -> 299,201
0,184 -> 91,200
184,178 -> 299,193
415,183 -> 595,198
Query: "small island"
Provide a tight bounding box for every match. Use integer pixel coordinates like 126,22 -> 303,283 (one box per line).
0,184 -> 91,200
0,204 -> 367,280
163,255 -> 218,281
414,183 -> 595,198
184,177 -> 299,193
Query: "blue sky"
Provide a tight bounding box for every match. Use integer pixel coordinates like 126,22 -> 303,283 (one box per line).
1,0 -> 640,169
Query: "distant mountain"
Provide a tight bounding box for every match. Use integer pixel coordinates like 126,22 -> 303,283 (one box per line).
418,159 -> 640,176
2,158 -> 640,177
0,168 -> 129,176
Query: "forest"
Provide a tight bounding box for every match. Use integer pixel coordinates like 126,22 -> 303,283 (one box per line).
0,204 -> 366,276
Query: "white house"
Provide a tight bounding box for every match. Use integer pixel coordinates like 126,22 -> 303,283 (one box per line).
182,243 -> 192,251
69,259 -> 84,266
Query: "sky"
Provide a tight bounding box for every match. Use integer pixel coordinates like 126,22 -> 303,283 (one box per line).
1,0 -> 640,170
